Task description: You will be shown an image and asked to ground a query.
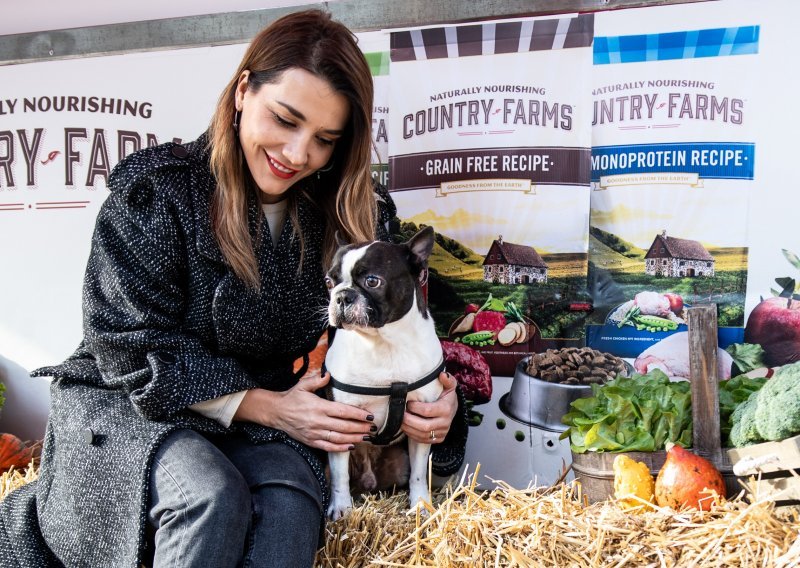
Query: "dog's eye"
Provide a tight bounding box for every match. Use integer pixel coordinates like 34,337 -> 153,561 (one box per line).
324,276 -> 334,290
364,275 -> 381,288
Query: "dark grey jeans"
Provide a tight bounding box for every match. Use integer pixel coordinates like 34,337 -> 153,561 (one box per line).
146,429 -> 323,568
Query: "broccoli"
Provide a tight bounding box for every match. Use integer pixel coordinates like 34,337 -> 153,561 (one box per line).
729,391 -> 761,447
753,362 -> 800,441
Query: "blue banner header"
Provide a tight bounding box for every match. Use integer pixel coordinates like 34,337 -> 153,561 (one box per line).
591,142 -> 755,181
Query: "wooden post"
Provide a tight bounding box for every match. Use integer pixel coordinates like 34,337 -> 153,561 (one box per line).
687,304 -> 722,463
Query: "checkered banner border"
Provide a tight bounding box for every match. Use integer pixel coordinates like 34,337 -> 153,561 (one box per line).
594,25 -> 759,65
390,14 -> 594,62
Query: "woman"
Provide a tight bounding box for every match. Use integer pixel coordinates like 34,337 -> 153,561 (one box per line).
0,10 -> 466,568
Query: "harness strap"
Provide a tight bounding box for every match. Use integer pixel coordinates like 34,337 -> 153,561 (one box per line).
329,358 -> 445,446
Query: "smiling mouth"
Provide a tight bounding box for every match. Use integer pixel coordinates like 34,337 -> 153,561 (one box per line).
267,154 -> 298,180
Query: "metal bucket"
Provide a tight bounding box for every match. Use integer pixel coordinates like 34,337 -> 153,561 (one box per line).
571,449 -> 738,503
500,357 -> 591,431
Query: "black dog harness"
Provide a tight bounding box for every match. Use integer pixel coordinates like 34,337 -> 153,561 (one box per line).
329,358 -> 446,445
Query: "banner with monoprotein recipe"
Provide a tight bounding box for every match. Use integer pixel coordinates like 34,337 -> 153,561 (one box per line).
586,4 -> 759,377
388,15 -> 595,377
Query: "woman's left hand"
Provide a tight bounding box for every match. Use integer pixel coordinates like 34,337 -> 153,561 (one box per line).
402,371 -> 458,445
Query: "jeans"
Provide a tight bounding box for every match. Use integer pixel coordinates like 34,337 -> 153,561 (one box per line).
146,429 -> 323,568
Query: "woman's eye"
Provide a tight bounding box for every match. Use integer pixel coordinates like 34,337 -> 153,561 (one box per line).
273,112 -> 294,128
364,275 -> 381,288
316,136 -> 335,147
324,277 -> 334,290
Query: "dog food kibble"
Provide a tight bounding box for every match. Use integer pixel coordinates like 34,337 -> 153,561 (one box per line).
525,347 -> 628,385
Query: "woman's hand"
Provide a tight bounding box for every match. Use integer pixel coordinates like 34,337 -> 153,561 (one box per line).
234,372 -> 375,452
402,372 -> 458,445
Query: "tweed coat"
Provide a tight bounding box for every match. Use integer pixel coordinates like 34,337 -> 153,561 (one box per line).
0,134 -> 468,567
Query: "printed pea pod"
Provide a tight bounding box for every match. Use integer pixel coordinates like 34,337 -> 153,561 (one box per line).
460,330 -> 496,346
632,314 -> 678,332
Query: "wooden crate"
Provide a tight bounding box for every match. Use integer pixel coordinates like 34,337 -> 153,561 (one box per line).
728,434 -> 800,503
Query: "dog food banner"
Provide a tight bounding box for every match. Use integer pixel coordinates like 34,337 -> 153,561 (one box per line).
388,15 -> 595,376
357,30 -> 391,188
0,45 -> 245,370
585,3 -> 760,374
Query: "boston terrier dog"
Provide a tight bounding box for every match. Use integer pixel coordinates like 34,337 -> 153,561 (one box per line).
324,226 -> 445,520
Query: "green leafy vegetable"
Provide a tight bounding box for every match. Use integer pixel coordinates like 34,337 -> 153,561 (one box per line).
725,343 -> 767,374
560,370 -> 692,453
730,361 -> 800,446
505,301 -> 525,323
478,293 -> 507,313
719,374 -> 767,445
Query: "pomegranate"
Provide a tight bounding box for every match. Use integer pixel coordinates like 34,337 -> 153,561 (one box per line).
654,443 -> 726,511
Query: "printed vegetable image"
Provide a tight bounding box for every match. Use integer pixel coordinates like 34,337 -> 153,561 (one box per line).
654,443 -> 726,511
613,455 -> 655,512
618,306 -> 678,332
743,249 -> 800,367
449,293 -> 534,350
459,330 -> 495,347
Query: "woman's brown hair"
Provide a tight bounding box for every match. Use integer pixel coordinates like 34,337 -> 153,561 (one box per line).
208,9 -> 376,289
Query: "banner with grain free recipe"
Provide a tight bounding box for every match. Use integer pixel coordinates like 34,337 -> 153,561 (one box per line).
388,15 -> 595,376
586,5 -> 759,370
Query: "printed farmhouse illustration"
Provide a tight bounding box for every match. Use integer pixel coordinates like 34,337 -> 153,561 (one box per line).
644,230 -> 715,278
483,236 -> 548,284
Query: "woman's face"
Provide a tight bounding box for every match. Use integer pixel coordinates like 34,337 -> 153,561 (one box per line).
235,67 -> 350,204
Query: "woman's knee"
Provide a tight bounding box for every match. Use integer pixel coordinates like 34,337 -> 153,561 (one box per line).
149,430 -> 251,527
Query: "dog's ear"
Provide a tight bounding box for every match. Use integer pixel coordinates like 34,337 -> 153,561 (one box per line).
334,230 -> 348,248
406,225 -> 435,268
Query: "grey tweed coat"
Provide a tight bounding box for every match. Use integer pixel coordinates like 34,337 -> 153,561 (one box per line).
0,134 -> 468,567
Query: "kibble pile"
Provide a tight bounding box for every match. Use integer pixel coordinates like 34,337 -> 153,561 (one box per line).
526,347 -> 630,385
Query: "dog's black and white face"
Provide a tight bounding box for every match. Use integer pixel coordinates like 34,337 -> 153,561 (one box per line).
325,226 -> 435,330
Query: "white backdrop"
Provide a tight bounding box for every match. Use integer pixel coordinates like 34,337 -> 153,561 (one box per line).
0,0 -> 797,442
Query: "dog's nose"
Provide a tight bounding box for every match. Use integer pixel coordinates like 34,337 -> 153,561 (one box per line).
336,289 -> 358,307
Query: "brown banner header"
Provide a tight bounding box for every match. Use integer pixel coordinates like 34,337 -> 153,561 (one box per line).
389,147 -> 590,191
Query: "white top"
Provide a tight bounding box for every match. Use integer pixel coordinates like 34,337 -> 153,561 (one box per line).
262,200 -> 288,248
188,200 -> 289,426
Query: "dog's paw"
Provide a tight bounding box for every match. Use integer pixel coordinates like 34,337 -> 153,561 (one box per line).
327,494 -> 354,521
408,489 -> 431,516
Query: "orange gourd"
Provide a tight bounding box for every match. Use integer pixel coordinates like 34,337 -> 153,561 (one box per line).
0,433 -> 36,473
654,443 -> 726,511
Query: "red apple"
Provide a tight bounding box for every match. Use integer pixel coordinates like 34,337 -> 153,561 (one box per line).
664,293 -> 684,313
744,297 -> 800,367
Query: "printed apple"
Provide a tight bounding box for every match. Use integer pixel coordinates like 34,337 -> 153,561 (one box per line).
664,293 -> 684,313
744,297 -> 800,367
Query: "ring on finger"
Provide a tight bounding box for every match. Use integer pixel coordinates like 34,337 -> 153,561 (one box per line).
325,430 -> 332,443
429,430 -> 436,441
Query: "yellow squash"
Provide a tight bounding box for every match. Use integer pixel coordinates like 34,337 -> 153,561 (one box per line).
613,454 -> 655,512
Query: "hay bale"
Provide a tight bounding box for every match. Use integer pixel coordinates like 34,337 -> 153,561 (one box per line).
4,464 -> 799,567
315,467 -> 800,567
